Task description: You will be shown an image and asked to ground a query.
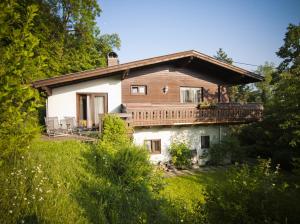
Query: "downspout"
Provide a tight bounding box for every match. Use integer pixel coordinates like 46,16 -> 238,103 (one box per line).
219,125 -> 222,143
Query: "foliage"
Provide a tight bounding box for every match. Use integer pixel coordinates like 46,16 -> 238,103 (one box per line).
253,62 -> 276,104
0,140 -> 91,224
169,142 -> 192,169
99,114 -> 131,151
209,136 -> 243,165
160,170 -> 226,223
214,48 -> 233,64
84,114 -> 166,223
0,1 -> 43,160
277,23 -> 300,72
214,48 -> 253,103
238,23 -> 300,169
198,159 -> 300,224
1,0 -> 120,80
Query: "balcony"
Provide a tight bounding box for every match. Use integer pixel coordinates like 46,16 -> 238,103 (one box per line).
122,103 -> 263,127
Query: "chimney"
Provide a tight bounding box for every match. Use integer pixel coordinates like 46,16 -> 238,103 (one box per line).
107,52 -> 119,67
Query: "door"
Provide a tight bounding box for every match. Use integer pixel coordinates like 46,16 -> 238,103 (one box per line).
77,93 -> 107,128
93,95 -> 105,126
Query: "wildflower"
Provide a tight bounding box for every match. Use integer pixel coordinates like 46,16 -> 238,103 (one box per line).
9,210 -> 12,214
24,197 -> 27,201
39,197 -> 43,201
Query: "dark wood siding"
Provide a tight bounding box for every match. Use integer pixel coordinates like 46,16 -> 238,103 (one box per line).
122,65 -> 229,104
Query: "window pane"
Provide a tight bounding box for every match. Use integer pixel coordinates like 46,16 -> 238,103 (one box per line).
94,96 -> 104,125
131,86 -> 138,94
139,86 -> 145,93
180,87 -> 202,103
152,140 -> 161,153
144,140 -> 151,152
201,136 -> 210,148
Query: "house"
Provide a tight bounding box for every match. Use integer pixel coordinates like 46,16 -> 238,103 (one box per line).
33,50 -> 263,163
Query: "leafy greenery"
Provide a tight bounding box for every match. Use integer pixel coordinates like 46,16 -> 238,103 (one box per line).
237,23 -> 300,169
0,140 -> 90,223
277,23 -> 300,72
209,136 -> 243,165
160,170 -> 226,224
0,1 -> 43,161
214,48 -> 252,103
169,142 -> 192,169
86,114 -> 166,223
198,159 -> 300,224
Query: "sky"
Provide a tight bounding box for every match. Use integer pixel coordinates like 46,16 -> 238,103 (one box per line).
96,0 -> 300,71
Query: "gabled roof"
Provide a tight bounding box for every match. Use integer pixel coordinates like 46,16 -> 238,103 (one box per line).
33,50 -> 263,88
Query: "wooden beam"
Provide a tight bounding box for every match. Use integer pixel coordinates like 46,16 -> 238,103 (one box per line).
41,86 -> 52,96
122,69 -> 130,80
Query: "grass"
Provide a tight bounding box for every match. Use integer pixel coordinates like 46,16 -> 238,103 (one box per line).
160,170 -> 226,211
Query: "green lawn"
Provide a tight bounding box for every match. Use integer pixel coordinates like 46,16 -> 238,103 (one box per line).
160,170 -> 226,211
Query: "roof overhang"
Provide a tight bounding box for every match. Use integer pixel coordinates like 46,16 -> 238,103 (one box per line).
33,50 -> 263,90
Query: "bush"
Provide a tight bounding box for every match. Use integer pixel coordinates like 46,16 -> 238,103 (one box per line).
101,114 -> 131,147
209,136 -> 244,165
86,142 -> 166,223
197,159 -> 300,224
169,142 -> 191,169
84,114 -> 167,223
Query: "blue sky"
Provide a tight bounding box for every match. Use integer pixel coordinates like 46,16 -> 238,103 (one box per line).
97,0 -> 300,70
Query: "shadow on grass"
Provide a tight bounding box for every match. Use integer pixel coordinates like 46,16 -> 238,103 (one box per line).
175,168 -> 227,187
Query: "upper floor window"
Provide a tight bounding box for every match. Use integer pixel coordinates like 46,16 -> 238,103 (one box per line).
131,85 -> 147,95
180,87 -> 202,103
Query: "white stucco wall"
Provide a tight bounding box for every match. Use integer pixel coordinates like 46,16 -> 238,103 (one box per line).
47,75 -> 122,120
133,125 -> 228,163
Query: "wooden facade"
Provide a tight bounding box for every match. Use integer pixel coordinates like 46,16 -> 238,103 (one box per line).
122,65 -> 229,104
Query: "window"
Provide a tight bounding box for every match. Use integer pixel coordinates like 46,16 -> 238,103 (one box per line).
180,87 -> 202,103
201,136 -> 210,149
77,93 -> 107,128
131,85 -> 147,95
144,139 -> 161,154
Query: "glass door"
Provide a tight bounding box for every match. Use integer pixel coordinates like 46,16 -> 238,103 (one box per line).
77,93 -> 107,128
94,95 -> 105,127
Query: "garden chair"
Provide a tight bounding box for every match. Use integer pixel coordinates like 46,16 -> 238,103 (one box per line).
64,117 -> 76,134
44,117 -> 61,136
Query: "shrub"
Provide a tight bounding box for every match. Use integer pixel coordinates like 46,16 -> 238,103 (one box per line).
209,136 -> 244,165
101,114 -> 131,146
197,159 -> 300,224
86,114 -> 167,223
169,142 -> 191,169
87,143 -> 166,224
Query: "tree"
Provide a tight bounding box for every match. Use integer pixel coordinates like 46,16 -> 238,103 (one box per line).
214,48 -> 252,103
214,48 -> 233,64
0,0 -> 44,160
238,24 -> 300,169
277,23 -> 300,72
6,0 -> 121,79
254,62 -> 275,104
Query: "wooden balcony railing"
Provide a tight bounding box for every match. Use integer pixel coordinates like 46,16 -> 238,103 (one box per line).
122,103 -> 263,127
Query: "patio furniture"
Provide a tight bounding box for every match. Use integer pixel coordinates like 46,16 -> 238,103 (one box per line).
44,117 -> 69,137
64,117 -> 76,134
45,117 -> 61,136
